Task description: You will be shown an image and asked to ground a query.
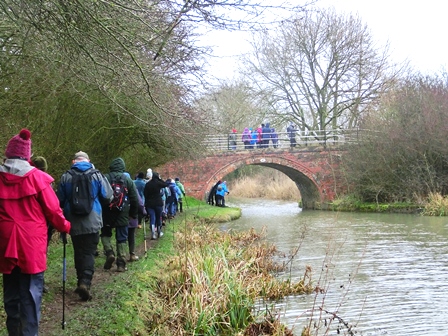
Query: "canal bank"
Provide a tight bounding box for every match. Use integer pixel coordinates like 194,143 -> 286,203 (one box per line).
224,197 -> 448,335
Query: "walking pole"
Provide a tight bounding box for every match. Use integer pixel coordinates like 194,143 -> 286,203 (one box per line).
143,216 -> 147,258
61,233 -> 67,330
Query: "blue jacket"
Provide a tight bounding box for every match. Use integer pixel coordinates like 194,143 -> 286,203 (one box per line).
134,177 -> 146,202
168,181 -> 182,200
57,161 -> 113,236
250,132 -> 257,145
262,124 -> 271,139
216,182 -> 229,197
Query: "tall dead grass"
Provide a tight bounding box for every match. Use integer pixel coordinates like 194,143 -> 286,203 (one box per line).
229,171 -> 301,201
137,221 -> 313,335
422,192 -> 448,216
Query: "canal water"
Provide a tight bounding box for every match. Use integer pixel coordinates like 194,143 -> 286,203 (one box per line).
220,198 -> 448,336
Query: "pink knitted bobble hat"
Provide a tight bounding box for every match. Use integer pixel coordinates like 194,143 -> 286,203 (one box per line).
5,129 -> 32,160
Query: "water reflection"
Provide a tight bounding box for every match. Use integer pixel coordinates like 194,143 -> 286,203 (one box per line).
222,197 -> 448,336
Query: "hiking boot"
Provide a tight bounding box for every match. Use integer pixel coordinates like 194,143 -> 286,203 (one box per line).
76,284 -> 92,301
152,233 -> 157,240
103,253 -> 115,270
117,265 -> 127,272
129,253 -> 139,262
158,231 -> 164,238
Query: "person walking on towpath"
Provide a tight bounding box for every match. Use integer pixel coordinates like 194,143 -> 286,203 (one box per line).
133,171 -> 146,228
144,170 -> 170,240
124,172 -> 146,262
57,151 -> 112,301
0,129 -> 71,335
101,158 -> 139,273
174,177 -> 186,213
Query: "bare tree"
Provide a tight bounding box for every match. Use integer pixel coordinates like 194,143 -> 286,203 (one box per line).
195,80 -> 269,133
243,8 -> 398,135
0,0 -> 314,173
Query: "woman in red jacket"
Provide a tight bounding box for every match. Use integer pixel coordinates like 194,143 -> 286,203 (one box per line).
0,129 -> 71,336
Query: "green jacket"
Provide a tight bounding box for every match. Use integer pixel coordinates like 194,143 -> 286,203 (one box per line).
102,157 -> 138,227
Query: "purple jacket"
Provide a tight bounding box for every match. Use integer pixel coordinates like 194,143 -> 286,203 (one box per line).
128,193 -> 146,228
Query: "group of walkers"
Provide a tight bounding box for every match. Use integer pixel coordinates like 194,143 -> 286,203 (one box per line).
228,122 -> 299,150
143,169 -> 185,240
0,128 -> 186,335
229,123 -> 279,150
207,180 -> 230,207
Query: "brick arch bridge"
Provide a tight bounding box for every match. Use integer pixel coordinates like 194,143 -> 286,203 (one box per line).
156,148 -> 346,210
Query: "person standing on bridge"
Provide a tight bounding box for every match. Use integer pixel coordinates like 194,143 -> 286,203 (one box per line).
261,123 -> 271,148
228,129 -> 237,150
256,125 -> 263,148
287,123 -> 297,148
241,127 -> 251,149
271,127 -> 279,148
250,128 -> 257,149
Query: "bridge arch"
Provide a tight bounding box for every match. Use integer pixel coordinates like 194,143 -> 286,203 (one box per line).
204,156 -> 321,209
156,148 -> 344,210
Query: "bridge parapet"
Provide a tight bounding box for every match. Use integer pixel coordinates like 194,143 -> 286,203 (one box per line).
203,128 -> 360,152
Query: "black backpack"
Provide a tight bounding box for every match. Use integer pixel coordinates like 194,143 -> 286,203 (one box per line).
109,173 -> 128,211
68,169 -> 97,216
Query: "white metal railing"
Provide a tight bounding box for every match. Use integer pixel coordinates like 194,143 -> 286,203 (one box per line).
203,129 -> 361,151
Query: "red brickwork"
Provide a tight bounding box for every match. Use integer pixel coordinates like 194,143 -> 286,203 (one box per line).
156,148 -> 346,209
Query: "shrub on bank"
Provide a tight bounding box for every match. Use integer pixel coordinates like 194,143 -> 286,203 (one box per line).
330,194 -> 421,213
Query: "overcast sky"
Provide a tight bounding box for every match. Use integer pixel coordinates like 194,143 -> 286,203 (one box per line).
200,0 -> 447,80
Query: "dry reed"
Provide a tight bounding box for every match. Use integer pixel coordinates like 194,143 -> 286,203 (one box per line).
422,192 -> 448,216
137,221 -> 313,335
230,171 -> 301,201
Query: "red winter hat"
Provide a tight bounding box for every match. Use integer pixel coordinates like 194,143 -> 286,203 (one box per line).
5,129 -> 32,160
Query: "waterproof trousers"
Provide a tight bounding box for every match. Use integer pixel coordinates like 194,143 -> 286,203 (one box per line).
71,232 -> 99,287
101,226 -> 128,269
3,266 -> 44,336
128,227 -> 136,255
147,205 -> 163,234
